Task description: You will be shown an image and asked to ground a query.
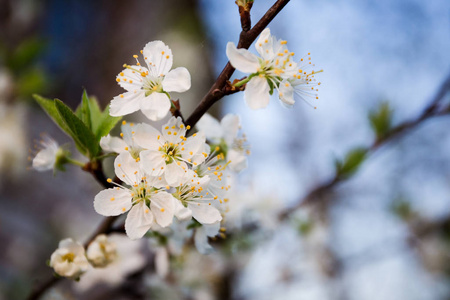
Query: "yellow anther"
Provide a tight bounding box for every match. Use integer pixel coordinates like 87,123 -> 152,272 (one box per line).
166,55 -> 170,59
285,83 -> 290,87
174,132 -> 177,135
193,133 -> 197,137
167,131 -> 171,135
186,125 -> 191,130
215,146 -> 220,151
145,209 -> 149,213
118,163 -> 122,167
120,94 -> 124,98
189,151 -> 193,155
165,126 -> 169,130
161,51 -> 165,55
110,197 -> 115,201
180,124 -> 184,128
120,72 -> 124,76
122,120 -> 127,125
122,207 -> 126,212
125,147 -> 129,150
166,185 -> 170,190
280,40 -> 287,45
116,78 -> 120,82
133,54 -> 138,58
160,208 -> 165,212
107,178 -> 112,183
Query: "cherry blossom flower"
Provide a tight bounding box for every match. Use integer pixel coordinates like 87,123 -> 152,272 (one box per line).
172,169 -> 222,225
136,117 -> 208,187
32,135 -> 61,172
110,41 -> 191,121
196,113 -> 249,172
86,234 -> 117,268
94,152 -> 175,240
49,238 -> 90,280
226,28 -> 321,109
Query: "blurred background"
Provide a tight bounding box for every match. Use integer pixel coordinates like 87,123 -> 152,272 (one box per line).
0,0 -> 449,299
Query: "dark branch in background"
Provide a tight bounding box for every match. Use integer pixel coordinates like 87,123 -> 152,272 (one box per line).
170,99 -> 185,122
27,1 -> 291,299
279,72 -> 450,220
185,0 -> 290,129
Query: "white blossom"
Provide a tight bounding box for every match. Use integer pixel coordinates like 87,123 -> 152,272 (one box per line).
137,117 -> 208,187
196,113 -> 249,172
110,41 -> 191,121
49,238 -> 90,280
94,151 -> 175,240
86,234 -> 117,268
32,135 -> 62,172
226,28 -> 322,109
194,222 -> 221,254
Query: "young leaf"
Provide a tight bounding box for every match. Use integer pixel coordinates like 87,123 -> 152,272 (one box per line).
33,94 -> 73,137
94,106 -> 122,140
335,147 -> 368,179
54,99 -> 100,158
80,90 -> 92,130
369,102 -> 393,140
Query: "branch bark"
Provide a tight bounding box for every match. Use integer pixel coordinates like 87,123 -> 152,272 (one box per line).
185,0 -> 290,129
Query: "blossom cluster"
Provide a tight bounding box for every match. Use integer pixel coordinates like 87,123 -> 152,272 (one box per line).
96,114 -> 247,240
49,235 -> 116,280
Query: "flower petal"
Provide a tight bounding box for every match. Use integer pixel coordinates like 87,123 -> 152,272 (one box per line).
116,66 -> 147,92
162,67 -> 191,93
278,80 -> 295,108
115,152 -> 141,186
94,188 -> 132,216
100,135 -> 128,153
150,192 -> 175,227
110,91 -> 145,117
142,41 -> 173,76
188,203 -> 222,224
226,42 -> 260,74
132,123 -> 162,151
244,76 -> 270,109
174,199 -> 192,221
125,202 -> 154,240
221,114 -> 240,145
196,113 -> 223,141
255,28 -> 275,60
140,92 -> 171,121
164,161 -> 186,186
139,150 -> 166,177
228,149 -> 248,172
161,117 -> 187,144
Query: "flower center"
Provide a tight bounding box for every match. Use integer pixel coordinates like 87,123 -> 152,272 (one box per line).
143,76 -> 163,96
62,253 -> 75,263
159,143 -> 181,164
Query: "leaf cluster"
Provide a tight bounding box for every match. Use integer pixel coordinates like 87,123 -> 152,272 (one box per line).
33,91 -> 121,159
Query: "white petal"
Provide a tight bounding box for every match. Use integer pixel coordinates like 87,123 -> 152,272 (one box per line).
116,66 -> 147,92
150,192 -> 175,227
180,134 -> 205,160
188,203 -> 222,224
174,199 -> 192,221
226,42 -> 260,74
244,76 -> 270,109
194,227 -> 214,254
278,80 -> 295,108
228,149 -> 248,172
142,41 -> 173,76
221,114 -> 240,145
162,67 -> 191,92
94,188 -> 132,216
255,28 -> 275,60
115,152 -> 141,186
164,161 -> 186,187
161,116 -> 187,144
100,135 -> 128,153
140,92 -> 171,121
204,221 -> 221,237
139,150 -> 165,176
125,202 -> 154,240
32,148 -> 56,171
196,113 -> 223,141
110,91 -> 145,117
132,123 -> 162,151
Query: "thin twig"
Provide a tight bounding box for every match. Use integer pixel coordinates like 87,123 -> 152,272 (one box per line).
185,0 -> 290,129
279,72 -> 450,220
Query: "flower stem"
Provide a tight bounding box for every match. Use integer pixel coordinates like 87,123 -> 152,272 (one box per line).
66,157 -> 85,167
233,76 -> 252,87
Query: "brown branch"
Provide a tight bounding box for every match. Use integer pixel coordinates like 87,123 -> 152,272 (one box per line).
185,0 -> 290,129
279,72 -> 450,220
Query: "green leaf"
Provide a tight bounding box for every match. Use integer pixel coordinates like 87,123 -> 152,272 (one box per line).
33,94 -> 73,137
94,106 -> 122,141
369,102 -> 393,140
335,147 -> 368,179
80,89 -> 92,129
54,99 -> 100,158
17,68 -> 47,97
7,38 -> 46,72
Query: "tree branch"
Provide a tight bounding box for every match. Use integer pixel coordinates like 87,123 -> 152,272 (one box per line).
185,0 -> 290,129
279,72 -> 450,220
